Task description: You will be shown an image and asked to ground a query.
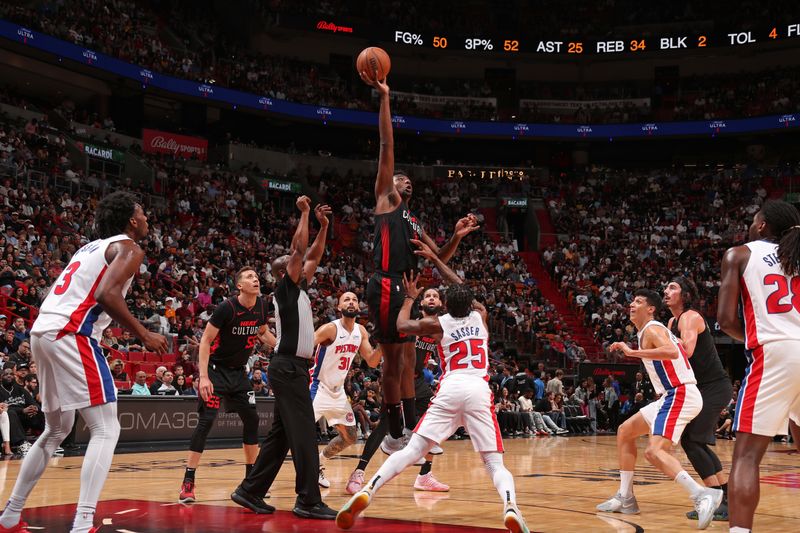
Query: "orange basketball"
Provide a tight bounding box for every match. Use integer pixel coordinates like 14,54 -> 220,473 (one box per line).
356,47 -> 391,83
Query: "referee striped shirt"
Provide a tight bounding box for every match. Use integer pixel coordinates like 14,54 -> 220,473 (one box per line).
273,274 -> 315,359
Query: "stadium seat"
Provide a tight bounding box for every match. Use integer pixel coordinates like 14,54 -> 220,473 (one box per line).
144,353 -> 162,363
138,363 -> 157,375
127,352 -> 145,362
162,353 -> 177,364
114,380 -> 131,390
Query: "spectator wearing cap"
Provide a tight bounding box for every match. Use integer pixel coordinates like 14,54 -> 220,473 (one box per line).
131,372 -> 151,396
423,359 -> 441,386
14,362 -> 29,386
0,315 -> 7,331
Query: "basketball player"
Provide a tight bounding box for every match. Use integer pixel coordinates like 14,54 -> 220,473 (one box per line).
599,289 -> 722,530
0,192 -> 168,533
179,267 -> 276,503
664,277 -> 732,522
360,68 -> 478,450
312,292 -> 382,488
337,271 -> 528,532
344,283 -> 449,494
717,200 -> 800,533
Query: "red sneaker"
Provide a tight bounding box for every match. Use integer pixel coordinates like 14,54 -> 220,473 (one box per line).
179,480 -> 196,503
0,521 -> 30,533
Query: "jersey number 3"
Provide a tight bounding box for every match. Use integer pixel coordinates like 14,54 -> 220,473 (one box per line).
764,274 -> 800,314
448,339 -> 486,371
54,262 -> 81,296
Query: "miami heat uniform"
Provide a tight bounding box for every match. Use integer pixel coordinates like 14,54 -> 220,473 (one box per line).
734,240 -> 800,436
30,235 -> 134,412
310,320 -> 362,427
414,311 -> 502,452
637,320 -> 703,443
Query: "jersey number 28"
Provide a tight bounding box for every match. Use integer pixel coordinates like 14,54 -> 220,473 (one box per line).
448,339 -> 486,371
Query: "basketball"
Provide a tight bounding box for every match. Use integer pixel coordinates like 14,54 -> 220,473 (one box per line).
356,47 -> 391,82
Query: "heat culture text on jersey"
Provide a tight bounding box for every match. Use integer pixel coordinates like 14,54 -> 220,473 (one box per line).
415,336 -> 438,354
740,240 -> 800,349
231,321 -> 261,336
208,297 -> 268,367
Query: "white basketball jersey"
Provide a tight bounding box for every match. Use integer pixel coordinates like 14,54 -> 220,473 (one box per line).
32,235 -> 134,340
438,311 -> 489,380
740,240 -> 800,349
637,320 -> 696,395
310,319 -> 362,391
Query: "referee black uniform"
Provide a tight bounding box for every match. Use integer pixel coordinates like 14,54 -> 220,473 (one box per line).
235,273 -> 334,518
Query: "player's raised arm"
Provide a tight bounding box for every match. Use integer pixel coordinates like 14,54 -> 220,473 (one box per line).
427,213 -> 481,264
286,195 -> 312,284
357,325 -> 382,368
411,238 -> 463,285
396,272 -> 443,337
303,204 -> 332,285
364,72 -> 397,210
718,245 -> 750,342
97,240 -> 167,353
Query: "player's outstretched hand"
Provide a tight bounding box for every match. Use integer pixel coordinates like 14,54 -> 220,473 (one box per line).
608,342 -> 632,357
143,331 -> 169,354
402,270 -> 421,299
455,213 -> 480,238
360,70 -> 389,95
411,238 -> 437,261
315,204 -> 332,225
198,375 -> 214,402
296,195 -> 311,213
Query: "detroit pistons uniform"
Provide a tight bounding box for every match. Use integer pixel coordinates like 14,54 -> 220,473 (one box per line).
30,235 -> 133,412
414,311 -> 503,452
637,321 -> 703,443
310,320 -> 362,427
366,201 -> 422,343
734,240 -> 800,436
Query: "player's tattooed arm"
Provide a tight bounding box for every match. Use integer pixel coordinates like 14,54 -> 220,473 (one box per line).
397,272 -> 444,336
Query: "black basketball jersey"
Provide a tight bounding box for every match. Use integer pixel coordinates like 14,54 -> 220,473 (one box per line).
208,296 -> 268,367
373,201 -> 422,276
670,312 -> 728,386
414,334 -> 437,400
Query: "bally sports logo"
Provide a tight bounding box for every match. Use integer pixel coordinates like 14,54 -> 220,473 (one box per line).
16,27 -> 34,43
142,129 -> 208,161
316,20 -> 353,33
198,85 -> 214,97
576,125 -> 592,136
641,123 -> 658,135
778,114 -> 796,127
258,97 -> 273,109
82,49 -> 98,64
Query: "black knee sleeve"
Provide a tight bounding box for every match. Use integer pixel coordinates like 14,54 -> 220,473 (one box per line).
189,404 -> 219,453
682,438 -> 720,479
239,407 -> 260,445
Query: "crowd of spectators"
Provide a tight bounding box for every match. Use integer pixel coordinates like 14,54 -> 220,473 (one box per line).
540,163 -> 798,355
2,2 -> 799,126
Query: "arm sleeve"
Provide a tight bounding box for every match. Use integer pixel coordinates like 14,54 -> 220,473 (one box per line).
209,300 -> 233,329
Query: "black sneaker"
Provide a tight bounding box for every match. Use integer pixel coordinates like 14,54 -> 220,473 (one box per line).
231,486 -> 275,514
292,501 -> 337,520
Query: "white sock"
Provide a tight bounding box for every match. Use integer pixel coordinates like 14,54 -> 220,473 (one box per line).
675,470 -> 703,499
481,451 -> 517,505
0,409 -> 75,529
619,470 -> 634,497
0,411 -> 10,445
71,403 -> 120,533
319,451 -> 326,466
729,528 -> 750,533
368,434 -> 432,492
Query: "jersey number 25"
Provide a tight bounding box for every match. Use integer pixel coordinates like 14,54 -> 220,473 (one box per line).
448,339 -> 486,371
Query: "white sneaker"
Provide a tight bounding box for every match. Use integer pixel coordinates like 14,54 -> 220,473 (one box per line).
504,502 -> 530,533
414,472 -> 450,492
693,488 -> 723,530
596,492 -> 640,514
16,441 -> 32,457
429,443 -> 444,455
380,428 -> 411,455
318,466 -> 331,488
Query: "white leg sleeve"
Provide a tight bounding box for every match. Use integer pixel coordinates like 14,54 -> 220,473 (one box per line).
0,411 -> 9,444
481,451 -> 517,505
367,433 -> 433,492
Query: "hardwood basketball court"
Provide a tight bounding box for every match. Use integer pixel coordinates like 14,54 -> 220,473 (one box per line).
1,436 -> 798,532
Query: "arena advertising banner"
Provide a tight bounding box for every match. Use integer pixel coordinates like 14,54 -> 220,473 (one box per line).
74,397 -> 275,445
578,362 -> 641,385
142,128 -> 208,160
501,197 -> 528,208
262,178 -> 302,194
434,166 -> 531,179
76,141 -> 125,163
1,20 -> 798,139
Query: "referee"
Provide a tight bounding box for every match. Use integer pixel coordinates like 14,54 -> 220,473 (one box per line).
231,196 -> 337,519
